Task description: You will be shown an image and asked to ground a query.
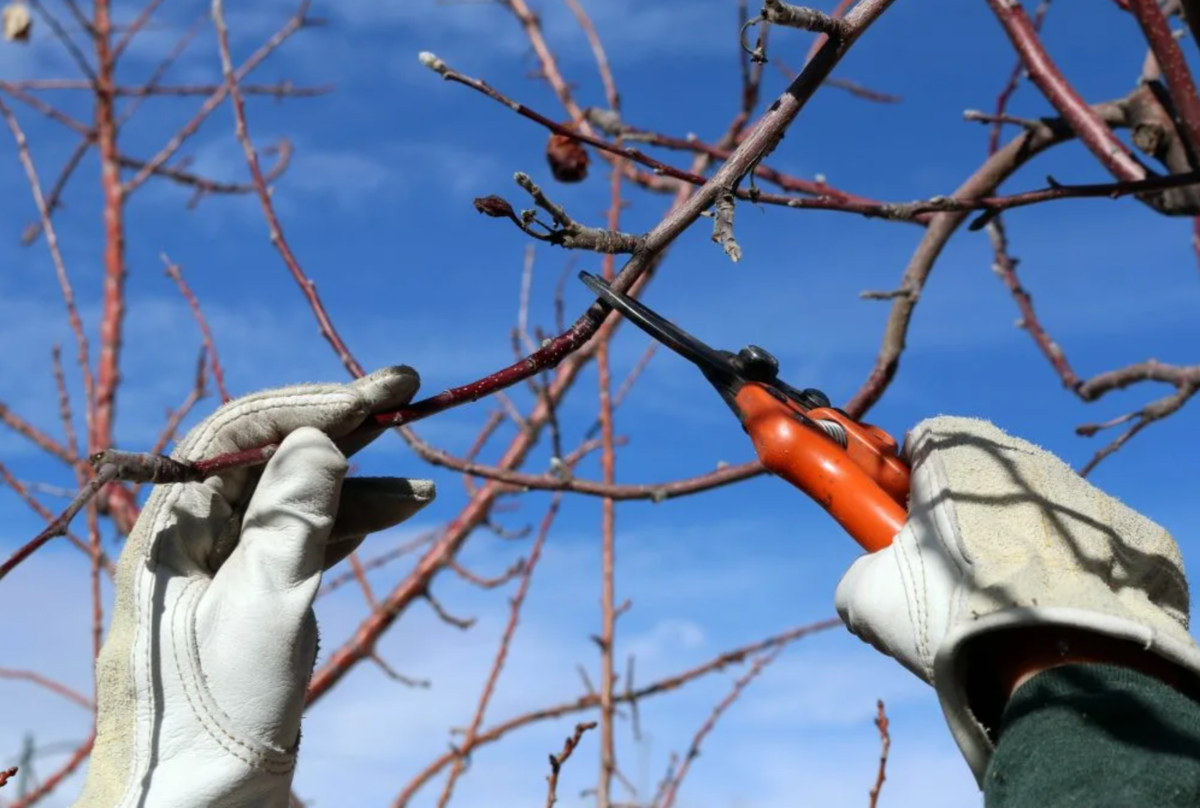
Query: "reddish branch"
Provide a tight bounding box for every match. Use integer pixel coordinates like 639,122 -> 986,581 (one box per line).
988,0 -> 1051,156
0,400 -> 74,465
0,96 -> 97,443
87,502 -> 104,666
163,258 -> 230,402
845,103 -> 1129,418
985,0 -> 1148,183
316,530 -> 440,599
5,79 -> 331,96
1126,0 -> 1200,167
0,460 -> 113,575
594,154 -> 625,808
172,1 -> 898,712
420,54 -> 917,224
5,5 -> 1198,806
0,463 -> 119,583
50,347 -> 80,461
92,0 -> 129,459
62,0 -> 898,498
986,220 -> 1079,389
0,668 -> 93,711
125,4 -> 317,195
988,200 -> 1200,474
562,0 -> 618,112
128,350 -> 210,502
211,0 -> 363,383
6,732 -> 94,808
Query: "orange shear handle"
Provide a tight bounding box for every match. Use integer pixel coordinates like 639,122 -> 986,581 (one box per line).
734,385 -> 909,553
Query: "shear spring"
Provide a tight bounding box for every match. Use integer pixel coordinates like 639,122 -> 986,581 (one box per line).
815,419 -> 848,448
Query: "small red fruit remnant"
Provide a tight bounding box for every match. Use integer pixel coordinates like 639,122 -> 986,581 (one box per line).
546,123 -> 589,183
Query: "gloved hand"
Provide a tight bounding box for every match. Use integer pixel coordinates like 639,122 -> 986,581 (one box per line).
834,415 -> 1200,786
74,366 -> 436,808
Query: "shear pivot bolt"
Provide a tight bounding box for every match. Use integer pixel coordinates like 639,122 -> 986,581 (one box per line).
736,345 -> 779,380
802,388 -> 831,408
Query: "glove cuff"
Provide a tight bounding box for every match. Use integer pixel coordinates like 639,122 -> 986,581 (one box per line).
933,606 -> 1200,787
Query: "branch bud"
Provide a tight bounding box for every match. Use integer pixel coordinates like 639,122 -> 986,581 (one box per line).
418,51 -> 448,76
2,2 -> 32,43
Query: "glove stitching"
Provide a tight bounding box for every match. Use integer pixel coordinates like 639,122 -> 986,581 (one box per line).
180,394 -> 364,464
904,462 -> 934,676
121,488 -> 183,808
171,577 -> 296,775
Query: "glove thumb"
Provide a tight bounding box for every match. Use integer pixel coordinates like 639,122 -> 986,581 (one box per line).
835,542 -> 933,683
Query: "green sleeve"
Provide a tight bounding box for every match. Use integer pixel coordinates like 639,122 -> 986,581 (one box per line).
984,663 -> 1200,807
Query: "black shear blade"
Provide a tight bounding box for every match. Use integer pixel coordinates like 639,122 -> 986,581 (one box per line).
579,271 -> 735,375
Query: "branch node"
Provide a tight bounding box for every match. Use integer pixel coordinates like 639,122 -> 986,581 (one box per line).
710,191 -> 742,262
761,0 -> 848,38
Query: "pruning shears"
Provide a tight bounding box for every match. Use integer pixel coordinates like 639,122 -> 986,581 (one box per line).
580,271 -> 909,553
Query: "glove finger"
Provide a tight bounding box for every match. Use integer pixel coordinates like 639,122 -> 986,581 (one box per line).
324,477 -> 437,571
221,426 -> 347,594
175,365 -> 420,464
200,427 -> 342,747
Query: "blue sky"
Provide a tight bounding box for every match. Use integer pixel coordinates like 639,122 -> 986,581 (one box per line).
2,0 -> 1199,805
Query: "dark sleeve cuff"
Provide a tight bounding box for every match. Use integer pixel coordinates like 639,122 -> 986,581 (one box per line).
984,663 -> 1200,807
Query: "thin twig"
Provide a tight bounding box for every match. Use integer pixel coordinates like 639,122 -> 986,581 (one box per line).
868,700 -> 891,808
988,0 -> 1052,155
0,668 -> 93,711
0,96 -> 97,447
986,0 -> 1147,182
432,495 -> 562,808
162,256 -> 231,402
545,722 -> 597,808
5,732 -> 94,808
1127,0 -> 1200,167
0,460 -> 113,575
657,645 -> 788,808
393,619 -> 839,805
0,463 -> 118,582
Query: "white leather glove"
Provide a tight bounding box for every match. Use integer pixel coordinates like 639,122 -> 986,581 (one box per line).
834,415 -> 1200,786
74,366 -> 436,808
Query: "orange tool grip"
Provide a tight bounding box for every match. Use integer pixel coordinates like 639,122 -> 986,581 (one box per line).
735,385 -> 907,553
